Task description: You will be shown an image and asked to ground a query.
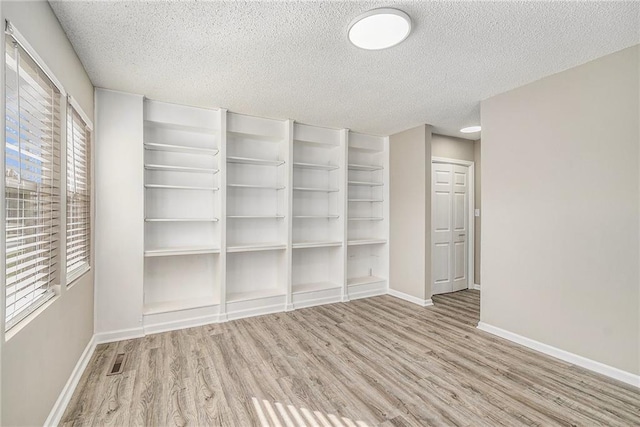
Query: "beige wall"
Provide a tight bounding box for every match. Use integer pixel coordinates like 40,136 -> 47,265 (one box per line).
474,140 -> 481,284
481,45 -> 639,375
1,1 -> 95,425
390,125 -> 432,300
432,134 -> 475,162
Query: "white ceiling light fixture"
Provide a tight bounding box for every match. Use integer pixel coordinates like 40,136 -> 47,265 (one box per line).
348,8 -> 412,50
460,126 -> 481,133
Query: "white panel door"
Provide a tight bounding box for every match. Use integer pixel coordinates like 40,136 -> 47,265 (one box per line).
432,162 -> 468,294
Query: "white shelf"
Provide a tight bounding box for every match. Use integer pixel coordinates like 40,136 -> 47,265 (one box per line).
349,145 -> 383,153
348,239 -> 387,246
293,138 -> 339,149
293,215 -> 339,219
292,281 -> 341,294
348,198 -> 383,202
293,187 -> 339,193
228,130 -> 283,142
348,163 -> 383,171
227,242 -> 287,253
227,289 -> 286,303
143,297 -> 219,315
347,275 -> 386,286
348,180 -> 384,187
145,184 -> 219,191
227,215 -> 285,219
144,164 -> 219,174
293,162 -> 339,171
144,142 -> 219,156
145,218 -> 219,222
228,183 -> 285,190
292,241 -> 342,249
144,247 -> 220,257
227,156 -> 285,166
348,217 -> 384,221
144,119 -> 217,134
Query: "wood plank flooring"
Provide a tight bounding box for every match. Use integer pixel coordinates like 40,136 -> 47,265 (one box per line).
62,290 -> 640,426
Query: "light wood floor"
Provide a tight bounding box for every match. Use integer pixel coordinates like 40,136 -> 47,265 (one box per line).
62,290 -> 640,426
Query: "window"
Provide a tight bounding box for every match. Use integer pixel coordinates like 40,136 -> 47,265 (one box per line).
66,104 -> 91,282
5,34 -> 62,329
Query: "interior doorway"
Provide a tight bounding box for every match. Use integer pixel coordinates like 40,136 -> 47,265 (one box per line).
431,157 -> 475,295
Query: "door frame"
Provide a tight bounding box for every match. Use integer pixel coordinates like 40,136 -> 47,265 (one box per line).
431,157 -> 475,290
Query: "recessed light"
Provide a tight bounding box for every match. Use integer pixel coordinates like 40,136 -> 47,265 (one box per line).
348,8 -> 412,50
460,126 -> 481,133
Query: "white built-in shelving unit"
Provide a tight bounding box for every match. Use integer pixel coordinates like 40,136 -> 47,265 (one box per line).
225,112 -> 289,316
346,132 -> 389,299
143,100 -> 222,320
140,99 -> 388,331
290,124 -> 345,308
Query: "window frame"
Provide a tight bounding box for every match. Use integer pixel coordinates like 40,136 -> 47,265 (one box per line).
1,20 -> 97,332
66,97 -> 93,285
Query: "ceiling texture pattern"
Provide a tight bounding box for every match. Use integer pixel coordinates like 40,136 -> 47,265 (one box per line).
50,1 -> 640,138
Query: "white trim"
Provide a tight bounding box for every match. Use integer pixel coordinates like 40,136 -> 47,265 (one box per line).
341,129 -> 350,303
44,335 -> 96,427
467,163 -> 475,289
473,284 -> 481,290
226,303 -> 287,321
94,327 -> 144,344
66,265 -> 91,287
388,289 -> 434,307
430,157 -> 476,291
0,24 -> 6,426
432,156 -> 474,167
347,288 -> 386,301
5,20 -> 66,97
69,95 -> 93,131
292,295 -> 342,310
477,322 -> 640,389
143,313 -> 222,336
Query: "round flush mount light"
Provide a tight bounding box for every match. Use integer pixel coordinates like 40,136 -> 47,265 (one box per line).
348,8 -> 412,50
460,126 -> 482,133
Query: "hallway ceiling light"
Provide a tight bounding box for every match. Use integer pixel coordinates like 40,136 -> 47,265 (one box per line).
348,8 -> 412,50
460,126 -> 481,133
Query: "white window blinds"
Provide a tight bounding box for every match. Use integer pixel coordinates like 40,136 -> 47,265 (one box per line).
66,104 -> 91,281
5,35 -> 62,329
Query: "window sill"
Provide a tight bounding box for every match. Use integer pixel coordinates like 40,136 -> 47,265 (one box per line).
5,294 -> 59,342
67,265 -> 92,288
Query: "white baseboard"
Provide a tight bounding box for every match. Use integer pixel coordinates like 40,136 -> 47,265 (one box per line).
144,313 -> 222,335
387,289 -> 434,307
473,284 -> 481,290
292,295 -> 342,310
477,322 -> 640,389
348,289 -> 386,301
226,303 -> 287,321
94,326 -> 144,344
44,335 -> 97,426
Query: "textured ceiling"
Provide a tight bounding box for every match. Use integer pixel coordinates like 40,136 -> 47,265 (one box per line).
49,1 -> 640,139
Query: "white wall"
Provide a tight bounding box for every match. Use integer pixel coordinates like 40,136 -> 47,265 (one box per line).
389,125 -> 432,300
94,89 -> 144,337
481,45 -> 639,376
0,1 -> 95,425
